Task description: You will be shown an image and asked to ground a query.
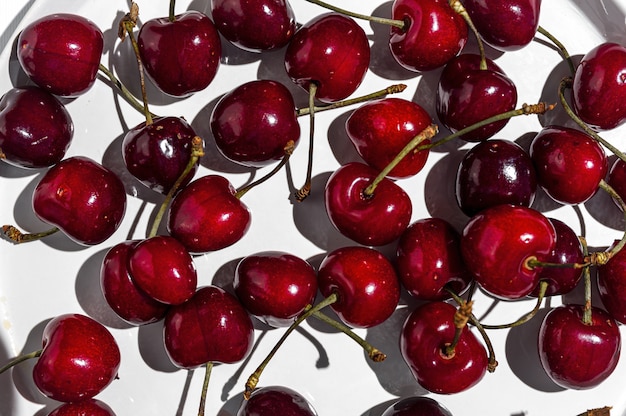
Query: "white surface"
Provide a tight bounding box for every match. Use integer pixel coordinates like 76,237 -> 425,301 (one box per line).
2,1 -> 626,415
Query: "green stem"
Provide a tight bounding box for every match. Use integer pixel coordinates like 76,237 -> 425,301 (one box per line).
197,362 -> 213,416
1,226 -> 59,244
169,0 -> 177,22
480,281 -> 548,330
580,237 -> 592,325
537,26 -> 576,76
597,179 -> 626,260
0,350 -> 42,374
98,64 -> 158,117
234,141 -> 295,199
450,0 -> 486,69
302,0 -> 405,29
295,83 -> 317,202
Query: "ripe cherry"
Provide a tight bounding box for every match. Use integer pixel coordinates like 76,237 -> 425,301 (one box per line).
597,240 -> 626,324
237,385 -> 318,416
608,157 -> 626,210
381,396 -> 453,416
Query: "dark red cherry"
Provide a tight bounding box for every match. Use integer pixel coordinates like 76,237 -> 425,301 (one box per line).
597,240 -> 626,324
317,246 -> 400,328
237,385 -> 317,416
210,80 -> 300,167
608,157 -> 626,210
32,156 -> 127,245
284,12 -> 370,103
17,14 -> 104,97
389,0 -> 468,72
0,87 -> 73,169
396,217 -> 472,301
163,285 -> 255,369
122,116 -> 200,194
137,11 -> 221,97
436,54 -> 518,142
538,304 -> 621,389
324,162 -> 412,246
455,138 -> 537,217
47,399 -> 116,416
345,98 -> 432,179
211,0 -> 297,52
530,125 -> 607,205
381,396 -> 453,416
234,251 -> 318,327
167,175 -> 252,253
572,42 -> 626,130
401,301 -> 488,394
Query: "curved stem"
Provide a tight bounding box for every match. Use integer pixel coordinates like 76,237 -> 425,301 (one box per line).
295,83 -> 317,202
98,64 -> 158,117
443,300 -> 473,357
1,226 -> 59,244
235,141 -> 295,199
450,0 -> 486,69
0,350 -> 42,374
480,281 -> 548,330
594,180 -> 626,262
302,0 -> 405,29
197,362 -> 213,416
537,26 -> 576,76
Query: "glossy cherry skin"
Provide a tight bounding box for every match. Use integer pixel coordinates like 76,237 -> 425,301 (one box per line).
345,98 -> 431,179
389,0 -> 468,72
211,0 -> 297,52
163,285 -> 255,369
324,162 -> 412,246
381,396 -> 453,416
210,80 -> 300,167
234,251 -> 318,327
0,87 -> 73,169
317,246 -> 400,328
47,399 -> 116,416
32,156 -> 127,245
530,125 -> 607,205
461,204 -> 556,300
33,314 -> 121,403
538,304 -> 621,389
396,217 -> 472,301
456,138 -> 537,217
608,157 -> 626,210
436,54 -> 517,142
401,301 -> 488,394
284,12 -> 370,103
237,385 -> 318,416
597,240 -> 626,324
572,42 -> 626,130
100,240 -> 169,325
17,14 -> 104,97
137,11 -> 221,97
167,175 -> 252,254
122,116 -> 200,194
463,0 -> 541,51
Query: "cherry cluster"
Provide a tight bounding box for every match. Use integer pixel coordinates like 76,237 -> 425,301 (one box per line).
1,0 -> 626,415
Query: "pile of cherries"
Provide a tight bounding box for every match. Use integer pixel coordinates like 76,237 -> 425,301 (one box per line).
2,0 -> 626,415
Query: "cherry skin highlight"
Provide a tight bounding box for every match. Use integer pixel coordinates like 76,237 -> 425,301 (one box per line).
47,399 -> 116,416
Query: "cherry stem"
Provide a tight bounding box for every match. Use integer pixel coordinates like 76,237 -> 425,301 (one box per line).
525,255 -> 589,270
0,349 -> 42,374
443,300 -> 474,357
302,0 -> 405,29
580,236 -> 593,325
480,281 -> 548,330
295,83 -> 317,202
577,406 -> 612,416
244,292 -> 338,400
537,26 -> 576,77
310,310 -> 386,362
449,0 -> 487,70
148,136 -> 204,238
197,361 -> 213,416
169,0 -> 177,22
1,225 -> 59,244
595,180 -> 626,262
98,64 -> 158,118
235,141 -> 295,199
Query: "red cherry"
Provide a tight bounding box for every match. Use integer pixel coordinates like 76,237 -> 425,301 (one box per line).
597,240 -> 626,324
137,11 -> 221,97
33,314 -> 121,402
608,157 -> 626,210
381,396 -> 453,416
47,399 -> 116,416
538,304 -> 621,389
237,385 -> 318,416
400,301 -> 488,394
317,246 -> 400,328
17,14 -> 104,97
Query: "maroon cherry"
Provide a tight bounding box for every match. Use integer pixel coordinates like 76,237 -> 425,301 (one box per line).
317,245 -> 400,328
137,10 -> 221,97
538,304 -> 621,389
572,42 -> 626,130
237,385 -> 317,416
234,251 -> 318,328
401,301 -> 488,394
47,399 -> 116,416
0,87 -> 73,169
284,12 -> 370,103
345,98 -> 432,179
17,13 -> 104,97
381,396 -> 453,416
529,125 -> 607,205
211,0 -> 297,52
389,0 -> 468,72
597,240 -> 626,324
608,157 -> 626,210
32,156 -> 127,245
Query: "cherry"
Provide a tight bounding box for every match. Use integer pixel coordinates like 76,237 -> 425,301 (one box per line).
345,97 -> 432,179
284,12 -> 370,103
529,125 -> 607,205
210,80 -> 300,167
47,399 -> 116,416
608,157 -> 626,209
163,285 -> 254,369
436,53 -> 518,142
396,217 -> 472,301
401,301 -> 488,394
17,13 -> 104,97
455,138 -> 537,217
461,204 -> 556,300
317,245 -> 400,328
137,10 -> 221,97
237,385 -> 317,416
538,304 -> 621,389
389,0 -> 468,72
381,396 -> 453,416
167,174 -> 252,254
234,251 -> 318,328
0,87 -> 73,169
597,240 -> 626,324
572,42 -> 626,130
211,0 -> 297,52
